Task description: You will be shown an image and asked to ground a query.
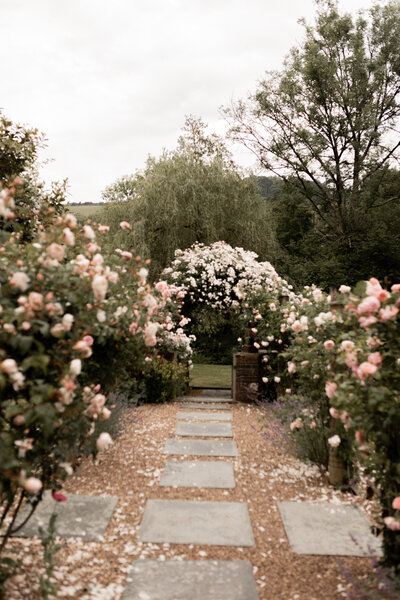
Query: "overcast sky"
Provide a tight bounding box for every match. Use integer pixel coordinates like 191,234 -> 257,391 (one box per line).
1,0 -> 373,204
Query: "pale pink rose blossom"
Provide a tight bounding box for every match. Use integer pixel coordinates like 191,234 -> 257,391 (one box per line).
50,323 -> 65,338
384,517 -> 400,531
328,434 -> 341,448
391,284 -> 400,293
64,213 -> 78,228
129,322 -> 137,334
359,362 -> 378,376
83,225 -> 96,240
1,358 -> 18,374
290,418 -> 303,431
91,253 -> 103,266
101,407 -> 111,420
144,322 -> 158,346
392,497 -> 400,510
379,306 -> 399,322
368,352 -> 382,366
367,336 -> 382,348
92,274 -> 108,301
96,432 -> 113,451
13,414 -> 25,426
97,309 -> 106,323
107,271 -> 119,283
9,272 -> 30,291
62,313 -> 74,331
329,407 -> 339,419
24,477 -> 42,494
341,340 -> 355,352
324,340 -> 335,350
46,243 -> 65,262
98,224 -> 110,233
62,227 -> 75,246
120,221 -> 132,230
28,292 -> 43,311
339,285 -> 351,293
83,335 -> 94,346
325,382 -> 337,399
70,359 -> 82,376
262,377 -> 268,383
274,376 -> 281,383
288,362 -> 296,374
366,277 -> 383,298
340,411 -> 350,425
358,315 -> 378,328
139,268 -> 148,283
357,296 -> 380,314
21,321 -> 31,331
355,430 -> 365,444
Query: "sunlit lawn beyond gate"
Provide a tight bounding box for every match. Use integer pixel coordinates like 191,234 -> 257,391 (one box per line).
190,363 -> 232,389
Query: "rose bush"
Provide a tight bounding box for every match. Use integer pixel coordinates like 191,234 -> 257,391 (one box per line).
0,198 -> 192,562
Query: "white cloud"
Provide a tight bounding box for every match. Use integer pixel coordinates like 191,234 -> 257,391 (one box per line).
0,0 -> 373,203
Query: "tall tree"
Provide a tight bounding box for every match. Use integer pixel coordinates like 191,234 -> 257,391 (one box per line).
226,0 -> 400,252
100,117 -> 278,278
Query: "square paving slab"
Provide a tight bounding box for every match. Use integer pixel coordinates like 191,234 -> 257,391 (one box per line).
177,410 -> 232,421
11,493 -> 118,541
175,422 -> 232,437
197,388 -> 232,397
122,560 -> 259,600
178,396 -> 233,403
159,460 -> 235,488
179,402 -> 232,411
138,499 -> 255,546
164,439 -> 238,457
278,501 -> 383,557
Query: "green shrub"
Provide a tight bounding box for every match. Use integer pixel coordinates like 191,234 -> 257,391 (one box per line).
141,359 -> 189,403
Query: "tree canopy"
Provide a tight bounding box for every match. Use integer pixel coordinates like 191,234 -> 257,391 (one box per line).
99,117 -> 278,279
226,0 -> 400,255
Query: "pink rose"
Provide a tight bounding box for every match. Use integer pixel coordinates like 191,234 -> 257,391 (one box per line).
340,411 -> 349,425
379,306 -> 399,322
70,359 -> 82,376
1,358 -> 18,374
341,340 -> 355,352
91,253 -> 103,266
62,313 -> 74,331
83,225 -> 96,240
287,361 -> 296,374
324,340 -> 335,350
355,430 -> 365,444
13,414 -> 25,426
28,292 -> 43,311
24,477 -> 42,494
64,213 -> 77,228
96,432 -> 113,451
392,497 -> 400,510
358,315 -> 378,328
9,271 -> 30,291
52,491 -> 67,502
384,517 -> 400,531
46,243 -> 65,262
329,407 -> 339,419
119,221 -> 132,230
92,274 -> 108,301
50,323 -> 65,338
359,361 -> 378,376
144,322 -> 158,346
339,285 -> 351,294
62,227 -> 75,246
391,284 -> 400,293
325,381 -> 337,399
357,296 -> 380,314
368,352 -> 382,366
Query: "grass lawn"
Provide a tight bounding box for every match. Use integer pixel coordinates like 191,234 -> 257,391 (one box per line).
67,204 -> 103,218
190,363 -> 232,389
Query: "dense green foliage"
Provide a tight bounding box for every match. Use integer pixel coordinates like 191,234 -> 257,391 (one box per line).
99,117 -> 278,280
227,0 -> 400,289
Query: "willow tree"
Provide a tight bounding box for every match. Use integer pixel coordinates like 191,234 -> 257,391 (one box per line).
99,117 -> 278,279
226,0 -> 400,252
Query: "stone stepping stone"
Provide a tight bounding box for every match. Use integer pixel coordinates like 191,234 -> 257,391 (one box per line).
159,460 -> 235,488
138,499 -> 255,546
177,396 -> 233,403
164,439 -> 238,457
179,402 -> 232,411
175,422 -> 232,437
122,560 -> 259,600
177,411 -> 232,421
197,388 -> 232,397
278,501 -> 383,557
12,493 -> 118,541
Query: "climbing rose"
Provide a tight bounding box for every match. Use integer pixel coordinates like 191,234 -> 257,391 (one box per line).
96,432 -> 113,451
9,272 -> 30,291
1,358 -> 18,374
325,382 -> 337,399
24,477 -> 42,494
359,362 -> 378,376
70,359 -> 82,376
47,243 -> 65,262
92,274 -> 108,301
384,517 -> 400,531
83,225 -> 96,240
328,435 -> 341,448
339,285 -> 351,293
392,497 -> 400,510
120,221 -> 132,230
144,322 -> 158,346
357,296 -> 380,314
341,340 -> 355,352
324,340 -> 335,350
379,306 -> 399,322
287,362 -> 296,374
